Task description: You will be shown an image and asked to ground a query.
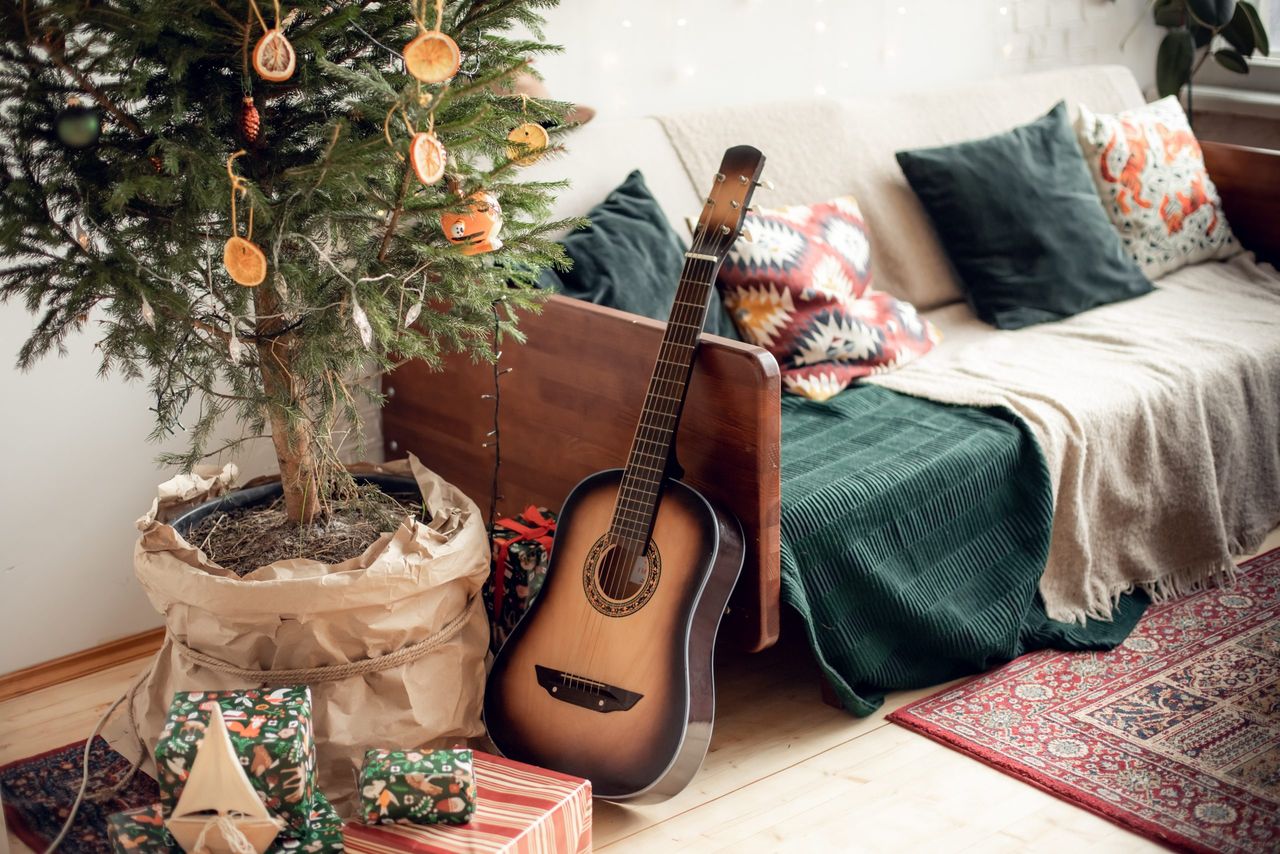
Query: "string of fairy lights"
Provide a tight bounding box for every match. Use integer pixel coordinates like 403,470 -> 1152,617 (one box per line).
561,0 -> 1125,114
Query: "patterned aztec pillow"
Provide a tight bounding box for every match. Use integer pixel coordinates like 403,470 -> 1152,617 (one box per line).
1075,96 -> 1239,279
717,196 -> 939,401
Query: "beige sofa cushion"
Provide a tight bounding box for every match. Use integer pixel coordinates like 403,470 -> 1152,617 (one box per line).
657,65 -> 1145,311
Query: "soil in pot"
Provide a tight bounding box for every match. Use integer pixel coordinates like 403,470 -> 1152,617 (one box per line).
184,481 -> 422,576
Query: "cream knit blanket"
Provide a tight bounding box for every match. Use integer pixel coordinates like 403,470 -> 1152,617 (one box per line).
868,256 -> 1280,622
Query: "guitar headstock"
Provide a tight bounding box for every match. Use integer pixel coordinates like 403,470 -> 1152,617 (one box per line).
689,145 -> 767,263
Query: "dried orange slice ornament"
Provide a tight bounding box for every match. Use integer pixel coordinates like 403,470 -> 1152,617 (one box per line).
224,236 -> 268,286
404,30 -> 460,83
506,122 -> 549,166
409,131 -> 447,185
253,28 -> 296,82
224,150 -> 267,287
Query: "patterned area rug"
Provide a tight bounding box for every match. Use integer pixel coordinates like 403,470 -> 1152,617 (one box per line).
1,737 -> 157,853
890,547 -> 1280,853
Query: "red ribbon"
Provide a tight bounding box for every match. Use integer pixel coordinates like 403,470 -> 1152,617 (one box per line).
491,506 -> 556,621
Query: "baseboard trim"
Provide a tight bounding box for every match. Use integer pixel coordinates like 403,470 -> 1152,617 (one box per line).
0,627 -> 164,703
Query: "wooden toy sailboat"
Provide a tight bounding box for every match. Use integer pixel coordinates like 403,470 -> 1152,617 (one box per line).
166,704 -> 285,854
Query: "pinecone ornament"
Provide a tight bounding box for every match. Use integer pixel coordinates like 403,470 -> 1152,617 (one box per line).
240,97 -> 261,143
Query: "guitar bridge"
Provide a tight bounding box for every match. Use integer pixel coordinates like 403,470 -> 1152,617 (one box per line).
534,665 -> 643,713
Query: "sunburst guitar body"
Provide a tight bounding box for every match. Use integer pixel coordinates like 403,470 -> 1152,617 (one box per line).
485,146 -> 767,801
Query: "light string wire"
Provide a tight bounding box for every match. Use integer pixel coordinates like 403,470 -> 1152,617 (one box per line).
484,298 -> 509,534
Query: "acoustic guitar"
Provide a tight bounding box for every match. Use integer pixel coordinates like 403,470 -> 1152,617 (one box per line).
484,145 -> 767,802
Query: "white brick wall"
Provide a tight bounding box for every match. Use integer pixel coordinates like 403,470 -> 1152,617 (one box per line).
1014,0 -> 1142,68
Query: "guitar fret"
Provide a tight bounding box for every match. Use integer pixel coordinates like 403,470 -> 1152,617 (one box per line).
621,473 -> 660,492
612,508 -> 651,529
614,501 -> 651,518
626,462 -> 666,474
609,247 -> 725,541
613,501 -> 651,519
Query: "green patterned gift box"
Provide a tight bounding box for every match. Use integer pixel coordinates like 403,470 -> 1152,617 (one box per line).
108,804 -> 173,853
155,686 -> 318,834
358,748 -> 476,825
109,796 -> 344,853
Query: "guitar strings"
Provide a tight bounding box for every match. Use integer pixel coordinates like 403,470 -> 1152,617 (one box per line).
578,252 -> 717,684
574,188 -> 741,688
578,199 -> 731,679
572,237 -> 714,686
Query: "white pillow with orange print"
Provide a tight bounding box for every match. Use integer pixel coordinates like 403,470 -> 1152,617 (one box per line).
1075,96 -> 1239,280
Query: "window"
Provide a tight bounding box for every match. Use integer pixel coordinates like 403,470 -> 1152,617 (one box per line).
1258,0 -> 1280,59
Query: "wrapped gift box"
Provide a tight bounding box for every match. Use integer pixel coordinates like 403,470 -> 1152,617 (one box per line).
344,752 -> 591,854
108,804 -> 173,853
108,796 -> 343,853
358,748 -> 477,825
486,507 -> 556,652
154,686 -> 319,834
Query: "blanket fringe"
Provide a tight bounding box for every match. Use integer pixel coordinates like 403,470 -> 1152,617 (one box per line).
1139,559 -> 1238,605
1050,556 -> 1240,626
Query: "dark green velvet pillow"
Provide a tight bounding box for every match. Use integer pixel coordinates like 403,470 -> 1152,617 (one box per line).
540,170 -> 739,339
895,102 -> 1153,330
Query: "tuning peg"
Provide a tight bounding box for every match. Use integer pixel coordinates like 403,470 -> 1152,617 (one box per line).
754,179 -> 774,191
737,225 -> 757,244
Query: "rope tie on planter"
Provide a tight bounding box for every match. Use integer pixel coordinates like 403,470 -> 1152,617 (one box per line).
170,592 -> 480,683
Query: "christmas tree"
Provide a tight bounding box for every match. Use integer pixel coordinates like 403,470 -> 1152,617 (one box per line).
0,0 -> 573,524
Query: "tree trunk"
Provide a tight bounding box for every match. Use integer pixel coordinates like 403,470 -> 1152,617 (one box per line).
254,286 -> 323,525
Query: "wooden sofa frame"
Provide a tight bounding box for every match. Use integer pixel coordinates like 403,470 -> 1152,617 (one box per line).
382,140 -> 1280,654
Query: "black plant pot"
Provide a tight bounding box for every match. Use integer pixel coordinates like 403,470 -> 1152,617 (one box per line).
169,473 -> 421,538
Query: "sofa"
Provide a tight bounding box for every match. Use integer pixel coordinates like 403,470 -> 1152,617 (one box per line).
381,65 -> 1280,711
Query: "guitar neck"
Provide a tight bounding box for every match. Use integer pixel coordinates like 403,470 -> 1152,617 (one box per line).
608,254 -> 719,547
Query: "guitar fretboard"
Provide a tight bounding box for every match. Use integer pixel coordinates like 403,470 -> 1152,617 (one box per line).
608,256 -> 718,548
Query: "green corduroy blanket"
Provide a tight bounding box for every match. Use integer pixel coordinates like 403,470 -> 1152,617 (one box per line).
780,386 -> 1148,716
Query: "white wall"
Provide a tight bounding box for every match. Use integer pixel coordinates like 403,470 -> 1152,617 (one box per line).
0,305 -> 286,673
0,0 -> 1165,673
532,0 -> 1162,117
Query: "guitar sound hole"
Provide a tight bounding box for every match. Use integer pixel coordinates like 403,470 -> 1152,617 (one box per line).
583,534 -> 661,617
595,544 -> 649,602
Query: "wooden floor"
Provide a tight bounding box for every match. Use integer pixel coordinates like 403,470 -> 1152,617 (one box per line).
5,527 -> 1278,853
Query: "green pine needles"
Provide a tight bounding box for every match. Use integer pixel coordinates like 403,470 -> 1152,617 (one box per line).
0,0 -> 576,523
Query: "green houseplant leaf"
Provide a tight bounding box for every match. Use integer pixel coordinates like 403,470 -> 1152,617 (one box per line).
1157,28 -> 1196,96
1213,46 -> 1250,71
1154,0 -> 1187,28
1187,0 -> 1237,28
1222,3 -> 1258,53
1239,1 -> 1270,55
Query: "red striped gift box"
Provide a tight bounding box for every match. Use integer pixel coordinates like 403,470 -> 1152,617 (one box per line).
344,752 -> 592,854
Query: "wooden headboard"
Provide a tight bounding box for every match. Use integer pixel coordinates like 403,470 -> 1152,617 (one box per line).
1203,140 -> 1280,265
382,296 -> 783,652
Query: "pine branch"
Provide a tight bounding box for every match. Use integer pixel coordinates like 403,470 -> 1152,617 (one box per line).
377,162 -> 414,262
